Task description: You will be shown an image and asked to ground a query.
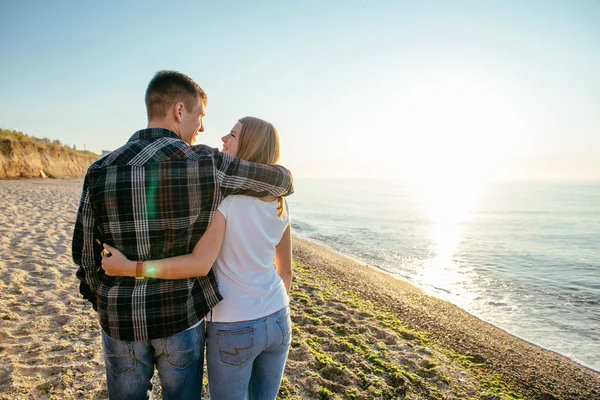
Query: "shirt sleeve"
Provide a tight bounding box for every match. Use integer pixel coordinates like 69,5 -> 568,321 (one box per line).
71,174 -> 101,311
213,148 -> 294,197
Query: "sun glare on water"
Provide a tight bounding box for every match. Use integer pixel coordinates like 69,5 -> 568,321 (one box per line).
412,177 -> 480,306
395,72 -> 527,305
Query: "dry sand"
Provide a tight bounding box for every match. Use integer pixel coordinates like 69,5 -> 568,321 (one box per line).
0,179 -> 598,399
0,179 -> 108,399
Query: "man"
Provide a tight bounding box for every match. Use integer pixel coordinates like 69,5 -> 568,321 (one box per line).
72,70 -> 294,399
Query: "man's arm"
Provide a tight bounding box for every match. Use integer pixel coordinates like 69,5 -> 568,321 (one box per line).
72,175 -> 101,310
214,149 -> 294,197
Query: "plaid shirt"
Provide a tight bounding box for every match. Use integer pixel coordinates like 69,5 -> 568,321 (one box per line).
72,128 -> 294,341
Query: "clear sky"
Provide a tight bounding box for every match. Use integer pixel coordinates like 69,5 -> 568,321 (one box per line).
1,0 -> 599,181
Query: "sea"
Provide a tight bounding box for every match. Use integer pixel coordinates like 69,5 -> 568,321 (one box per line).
286,179 -> 600,372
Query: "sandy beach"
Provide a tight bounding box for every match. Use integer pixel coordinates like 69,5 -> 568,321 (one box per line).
1,179 -> 599,399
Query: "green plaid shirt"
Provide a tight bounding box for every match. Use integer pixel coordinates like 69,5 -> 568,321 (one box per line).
72,128 -> 293,341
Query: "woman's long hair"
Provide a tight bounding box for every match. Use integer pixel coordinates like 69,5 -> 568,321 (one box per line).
236,116 -> 285,217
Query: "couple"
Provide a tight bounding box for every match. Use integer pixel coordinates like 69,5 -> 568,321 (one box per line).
72,70 -> 294,400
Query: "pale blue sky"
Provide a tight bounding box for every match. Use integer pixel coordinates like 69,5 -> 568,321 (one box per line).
1,0 -> 599,180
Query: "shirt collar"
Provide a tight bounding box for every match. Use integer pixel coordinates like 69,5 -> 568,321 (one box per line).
128,128 -> 182,143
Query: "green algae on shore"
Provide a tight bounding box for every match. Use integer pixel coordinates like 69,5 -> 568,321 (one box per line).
280,260 -> 524,399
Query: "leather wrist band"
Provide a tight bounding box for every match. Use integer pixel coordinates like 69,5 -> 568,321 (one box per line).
136,259 -> 144,279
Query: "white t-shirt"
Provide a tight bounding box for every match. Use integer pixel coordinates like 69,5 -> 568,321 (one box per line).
209,195 -> 290,322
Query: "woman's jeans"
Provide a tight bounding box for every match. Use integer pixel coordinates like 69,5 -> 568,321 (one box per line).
101,322 -> 204,400
206,306 -> 292,400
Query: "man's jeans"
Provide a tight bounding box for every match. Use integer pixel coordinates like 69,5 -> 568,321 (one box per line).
101,322 -> 204,400
206,306 -> 292,400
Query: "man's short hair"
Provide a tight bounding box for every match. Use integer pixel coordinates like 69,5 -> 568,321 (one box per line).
145,70 -> 207,120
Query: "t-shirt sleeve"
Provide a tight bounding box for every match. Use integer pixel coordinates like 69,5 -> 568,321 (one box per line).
217,196 -> 230,219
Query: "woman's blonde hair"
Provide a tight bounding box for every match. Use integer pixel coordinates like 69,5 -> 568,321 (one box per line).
236,116 -> 285,217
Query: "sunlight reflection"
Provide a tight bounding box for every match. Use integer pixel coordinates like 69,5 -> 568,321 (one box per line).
413,178 -> 482,306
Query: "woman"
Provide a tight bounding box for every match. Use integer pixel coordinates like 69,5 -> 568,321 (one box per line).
101,116 -> 293,400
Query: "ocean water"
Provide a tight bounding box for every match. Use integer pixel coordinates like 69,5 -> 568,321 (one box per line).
287,179 -> 600,372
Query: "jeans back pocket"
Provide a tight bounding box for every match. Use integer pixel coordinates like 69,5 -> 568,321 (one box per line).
277,310 -> 292,346
216,327 -> 254,366
102,332 -> 136,376
163,325 -> 201,369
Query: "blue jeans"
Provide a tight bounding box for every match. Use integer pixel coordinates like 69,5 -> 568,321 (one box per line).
101,323 -> 204,400
206,306 -> 292,400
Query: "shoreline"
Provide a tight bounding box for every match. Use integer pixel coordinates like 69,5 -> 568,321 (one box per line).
294,234 -> 600,375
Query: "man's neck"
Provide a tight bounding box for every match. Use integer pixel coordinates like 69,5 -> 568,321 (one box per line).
147,120 -> 180,137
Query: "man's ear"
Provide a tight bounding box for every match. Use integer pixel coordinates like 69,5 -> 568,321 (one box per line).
173,102 -> 185,123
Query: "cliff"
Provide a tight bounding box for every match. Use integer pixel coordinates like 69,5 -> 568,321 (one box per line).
0,129 -> 100,179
